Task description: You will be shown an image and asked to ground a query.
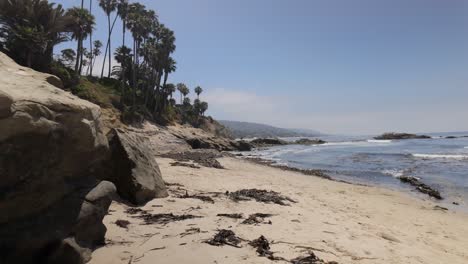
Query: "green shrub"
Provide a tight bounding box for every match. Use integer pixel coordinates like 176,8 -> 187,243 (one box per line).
49,61 -> 79,88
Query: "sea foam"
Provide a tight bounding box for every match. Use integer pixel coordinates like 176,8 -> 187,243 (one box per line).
412,154 -> 468,160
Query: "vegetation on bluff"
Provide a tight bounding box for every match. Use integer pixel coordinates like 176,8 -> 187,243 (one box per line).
0,0 -> 209,126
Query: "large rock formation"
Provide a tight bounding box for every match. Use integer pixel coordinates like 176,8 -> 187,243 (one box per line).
374,133 -> 431,140
107,128 -> 168,204
0,52 -> 115,263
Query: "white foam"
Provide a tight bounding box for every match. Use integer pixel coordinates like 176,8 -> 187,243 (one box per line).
465,146 -> 468,149
412,154 -> 468,160
382,169 -> 404,178
367,139 -> 392,143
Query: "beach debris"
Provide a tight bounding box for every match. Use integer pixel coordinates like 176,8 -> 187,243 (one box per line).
159,150 -> 224,169
229,189 -> 296,206
137,213 -> 202,225
291,252 -> 338,264
433,205 -> 448,211
148,246 -> 166,251
115,219 -> 131,229
170,161 -> 201,169
180,227 -> 207,237
217,213 -> 243,219
164,181 -> 184,187
127,208 -> 203,225
398,176 -> 442,200
125,208 -> 146,215
453,202 -> 459,205
249,236 -> 287,261
206,229 -> 242,248
242,213 -> 274,225
178,190 -> 215,203
379,233 -> 401,243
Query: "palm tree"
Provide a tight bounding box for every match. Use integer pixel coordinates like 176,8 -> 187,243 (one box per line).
117,0 -> 129,47
176,83 -> 189,104
66,7 -> 95,74
99,0 -> 118,78
60,48 -> 76,67
0,0 -> 74,71
200,101 -> 208,116
91,40 -> 102,73
194,86 -> 203,99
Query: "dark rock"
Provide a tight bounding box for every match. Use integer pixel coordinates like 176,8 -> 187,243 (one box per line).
107,128 -> 168,205
231,140 -> 253,151
445,136 -> 457,139
294,138 -> 326,145
374,133 -> 431,140
250,138 -> 288,147
398,176 -> 442,200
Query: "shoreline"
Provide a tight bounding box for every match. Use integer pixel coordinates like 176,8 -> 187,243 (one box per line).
235,152 -> 463,212
90,155 -> 468,264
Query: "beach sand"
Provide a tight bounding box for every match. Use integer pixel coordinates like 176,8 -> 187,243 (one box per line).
90,156 -> 468,264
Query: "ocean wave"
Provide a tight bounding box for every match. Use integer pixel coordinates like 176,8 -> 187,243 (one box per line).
367,139 -> 392,143
465,146 -> 468,149
382,169 -> 404,178
412,154 -> 468,160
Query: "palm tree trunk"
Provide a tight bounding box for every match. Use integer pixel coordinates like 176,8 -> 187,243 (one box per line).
162,71 -> 169,88
89,0 -> 93,76
107,14 -> 112,78
79,46 -> 85,74
100,39 -> 108,78
75,37 -> 81,74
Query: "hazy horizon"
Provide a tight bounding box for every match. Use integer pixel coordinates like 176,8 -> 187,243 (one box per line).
54,0 -> 468,134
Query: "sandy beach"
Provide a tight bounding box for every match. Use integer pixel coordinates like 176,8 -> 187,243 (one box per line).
90,156 -> 468,264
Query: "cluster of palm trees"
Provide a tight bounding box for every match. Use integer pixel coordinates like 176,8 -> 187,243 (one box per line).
0,0 -> 209,121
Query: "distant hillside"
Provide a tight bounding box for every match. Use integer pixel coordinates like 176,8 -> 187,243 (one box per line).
219,120 -> 322,138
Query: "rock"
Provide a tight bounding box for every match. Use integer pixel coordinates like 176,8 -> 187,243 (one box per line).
294,138 -> 326,145
250,138 -> 288,147
0,52 -> 113,264
230,140 -> 253,151
107,128 -> 168,204
398,176 -> 442,200
374,133 -> 431,140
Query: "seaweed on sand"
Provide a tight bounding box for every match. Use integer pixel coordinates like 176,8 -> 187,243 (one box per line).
229,189 -> 296,206
242,213 -> 274,225
205,229 -> 242,248
178,191 -> 215,203
217,213 -> 243,219
291,252 -> 338,264
249,236 -> 282,260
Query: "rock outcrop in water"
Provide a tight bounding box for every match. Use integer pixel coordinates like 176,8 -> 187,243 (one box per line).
294,138 -> 326,145
250,138 -> 288,147
374,133 -> 431,140
0,52 -> 117,263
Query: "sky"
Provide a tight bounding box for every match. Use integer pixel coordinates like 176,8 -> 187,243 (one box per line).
54,0 -> 468,135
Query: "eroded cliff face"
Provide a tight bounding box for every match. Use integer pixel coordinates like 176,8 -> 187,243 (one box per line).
0,52 -> 115,263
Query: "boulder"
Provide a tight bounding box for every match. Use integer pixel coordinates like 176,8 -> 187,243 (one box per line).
0,52 -> 114,263
107,128 -> 168,205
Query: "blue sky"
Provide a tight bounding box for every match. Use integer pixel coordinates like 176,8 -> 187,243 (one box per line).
55,0 -> 468,134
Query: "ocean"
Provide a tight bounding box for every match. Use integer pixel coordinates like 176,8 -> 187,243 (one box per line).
238,132 -> 468,211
